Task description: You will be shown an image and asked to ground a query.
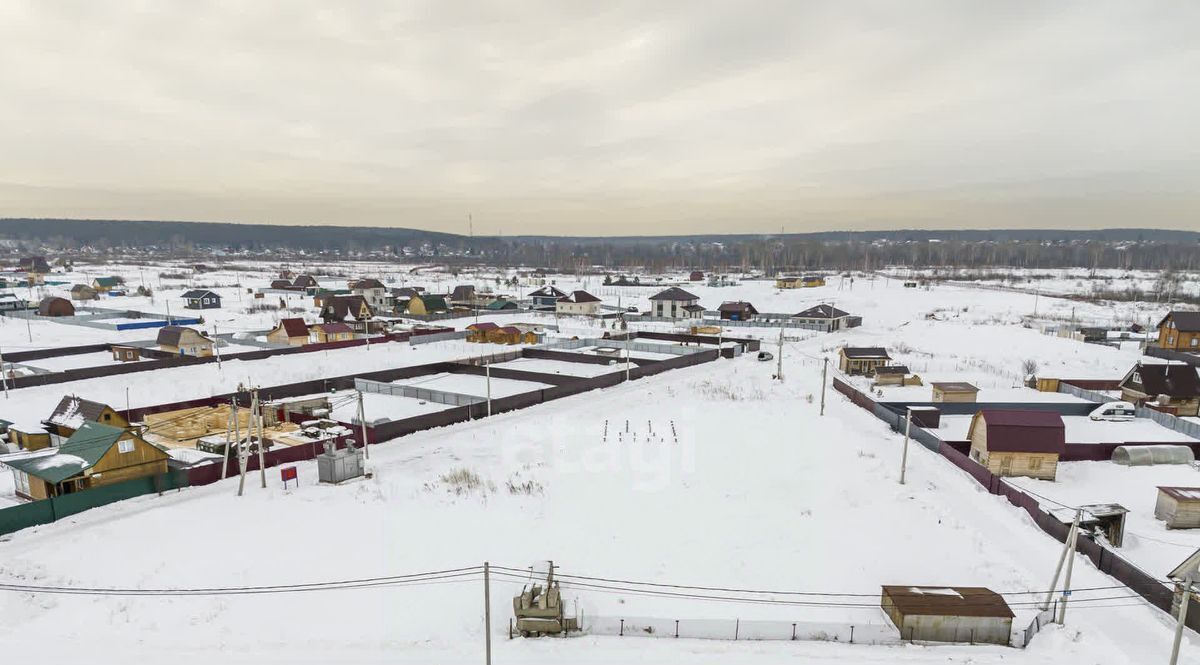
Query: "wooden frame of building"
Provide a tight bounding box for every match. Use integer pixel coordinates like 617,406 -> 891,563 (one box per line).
968,409 -> 1065,480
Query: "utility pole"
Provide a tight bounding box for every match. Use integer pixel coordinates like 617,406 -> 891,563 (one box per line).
221,397 -> 236,480
484,561 -> 492,665
485,356 -> 492,418
357,389 -> 370,460
1170,572 -> 1196,665
1041,509 -> 1081,613
0,346 -> 7,399
213,323 -> 222,367
819,357 -> 828,416
256,390 -> 267,489
624,333 -> 631,382
899,407 -> 911,484
775,327 -> 784,381
1057,508 -> 1082,625
236,395 -> 248,496
166,300 -> 172,325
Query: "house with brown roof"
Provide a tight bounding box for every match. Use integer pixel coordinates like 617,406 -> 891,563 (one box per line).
556,290 -> 602,316
529,285 -> 568,309
311,322 -> 354,343
792,304 -> 855,331
321,295 -> 373,323
266,318 -> 311,346
1157,311 -> 1200,351
157,326 -> 214,357
466,321 -> 500,343
968,409 -> 1065,480
42,395 -> 128,444
449,284 -> 476,306
689,271 -> 704,281
649,287 -> 702,319
292,274 -> 320,293
837,347 -> 891,376
931,382 -> 979,403
1119,362 -> 1200,416
1155,487 -> 1200,529
70,284 -> 98,301
37,296 -> 75,317
351,278 -> 390,310
881,585 -> 1013,645
718,301 -> 757,321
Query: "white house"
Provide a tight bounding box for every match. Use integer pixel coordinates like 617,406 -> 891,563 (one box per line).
351,278 -> 391,310
556,290 -> 602,316
648,287 -> 703,319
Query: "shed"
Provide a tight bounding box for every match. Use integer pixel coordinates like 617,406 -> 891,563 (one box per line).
91,276 -> 122,292
689,271 -> 704,281
111,345 -> 141,362
873,365 -> 918,386
838,347 -> 891,376
967,409 -> 1065,480
266,318 -> 311,346
156,325 -> 215,357
1156,487 -> 1200,529
37,296 -> 75,317
1048,503 -> 1129,547
8,423 -> 51,451
1113,445 -> 1195,466
881,585 -> 1013,645
931,382 -> 980,403
181,289 -> 221,309
718,301 -> 757,321
70,284 -> 98,300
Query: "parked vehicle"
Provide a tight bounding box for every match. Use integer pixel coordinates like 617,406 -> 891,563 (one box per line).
1090,401 -> 1137,422
757,351 -> 774,362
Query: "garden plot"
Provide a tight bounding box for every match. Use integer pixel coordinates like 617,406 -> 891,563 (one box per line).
329,391 -> 458,424
19,351 -> 146,372
571,344 -> 681,361
1007,462 -> 1200,577
490,357 -> 629,378
937,414 -> 1197,444
392,372 -> 553,398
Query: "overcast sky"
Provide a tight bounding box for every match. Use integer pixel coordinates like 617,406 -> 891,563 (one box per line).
1,1 -> 1197,236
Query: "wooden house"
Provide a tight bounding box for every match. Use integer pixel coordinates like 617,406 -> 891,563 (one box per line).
18,256 -> 50,274
91,276 -> 122,292
292,274 -> 320,293
111,345 -> 141,362
1157,311 -> 1200,351
321,295 -> 373,323
556,290 -> 602,316
528,285 -> 567,309
8,424 -> 51,451
156,325 -> 215,357
5,422 -> 168,500
488,326 -> 533,345
467,322 -> 500,343
873,365 -> 920,386
838,347 -> 891,376
931,382 -> 979,403
881,585 -> 1013,645
1156,487 -> 1200,529
800,275 -> 826,287
775,275 -> 802,289
449,285 -> 477,306
266,318 -> 310,346
351,278 -> 390,310
269,279 -> 293,290
689,271 -> 704,281
1119,362 -> 1200,417
182,289 -> 221,309
648,287 -> 703,319
792,304 -> 855,332
311,322 -> 354,343
70,284 -> 98,301
37,296 -> 74,317
486,299 -> 518,311
406,294 -> 448,316
718,301 -> 757,321
42,395 -> 128,444
968,409 -> 1065,480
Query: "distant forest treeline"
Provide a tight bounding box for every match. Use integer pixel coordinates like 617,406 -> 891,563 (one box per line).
2,218 -> 1198,272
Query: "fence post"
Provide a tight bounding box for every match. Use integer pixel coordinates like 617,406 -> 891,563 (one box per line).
792,623 -> 797,641
675,620 -> 679,638
849,625 -> 854,643
734,618 -> 739,641
619,619 -> 624,637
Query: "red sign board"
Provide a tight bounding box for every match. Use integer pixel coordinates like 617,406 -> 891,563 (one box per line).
280,466 -> 298,486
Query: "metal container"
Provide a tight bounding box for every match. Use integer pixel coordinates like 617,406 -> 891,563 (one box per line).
317,441 -> 364,484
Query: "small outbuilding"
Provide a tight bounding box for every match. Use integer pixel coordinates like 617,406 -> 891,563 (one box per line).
967,409 -> 1065,480
182,289 -> 222,309
873,365 -> 920,387
157,325 -> 215,357
37,296 -> 75,317
931,382 -> 980,403
266,318 -> 311,346
311,322 -> 354,343
111,345 -> 141,362
881,585 -> 1013,645
1156,487 -> 1200,529
91,276 -> 122,292
70,284 -> 98,301
718,301 -> 757,321
838,347 -> 891,376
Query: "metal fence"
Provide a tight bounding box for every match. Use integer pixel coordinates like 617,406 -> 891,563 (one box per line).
0,470 -> 190,537
355,377 -> 483,407
584,615 -> 899,645
1057,382 -> 1200,441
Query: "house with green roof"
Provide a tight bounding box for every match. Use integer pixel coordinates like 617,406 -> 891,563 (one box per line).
91,276 -> 123,292
485,299 -> 518,311
4,422 -> 168,500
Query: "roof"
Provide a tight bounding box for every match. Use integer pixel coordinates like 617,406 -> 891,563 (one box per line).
157,325 -> 209,347
529,285 -> 567,299
314,322 -> 353,335
559,290 -> 601,304
292,275 -> 318,288
93,276 -> 121,287
181,289 -> 218,299
354,278 -> 385,289
840,347 -> 890,359
931,382 -> 979,393
682,304 -> 706,312
485,299 -> 516,310
650,287 -> 699,301
276,318 -> 309,338
882,586 -> 1013,619
874,365 -> 910,375
45,396 -> 114,430
468,322 -> 500,331
794,304 -> 851,319
718,301 -> 757,313
498,326 -> 521,334
7,422 -> 128,484
450,285 -> 476,301
1159,311 -> 1200,333
37,296 -> 72,314
414,294 -> 448,311
270,279 -> 292,289
70,284 -> 95,293
323,295 -> 372,320
1158,487 -> 1200,502
1122,362 -> 1200,399
969,409 -> 1065,454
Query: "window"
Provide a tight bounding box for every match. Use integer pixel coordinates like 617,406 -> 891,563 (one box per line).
1192,338 -> 1198,347
14,470 -> 29,496
118,439 -> 135,454
1028,457 -> 1043,470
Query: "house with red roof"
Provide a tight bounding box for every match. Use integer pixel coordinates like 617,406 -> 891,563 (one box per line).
968,409 -> 1066,480
266,318 -> 311,346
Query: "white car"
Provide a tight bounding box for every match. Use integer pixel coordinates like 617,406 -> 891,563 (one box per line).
1089,401 -> 1137,422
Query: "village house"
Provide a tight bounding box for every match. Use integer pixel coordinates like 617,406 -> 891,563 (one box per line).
556,290 -> 602,316
689,271 -> 704,281
486,299 -> 518,311
292,274 -> 320,293
881,585 -> 1013,645
70,284 -> 98,301
269,278 -> 293,290
111,345 -> 141,362
42,396 -> 128,445
1119,362 -> 1200,416
182,289 -> 221,309
18,256 -> 51,274
91,276 -> 122,293
968,409 -> 1065,480
791,304 -> 856,331
406,294 -> 448,316
321,295 -> 373,323
449,284 -> 477,307
311,322 -> 355,343
838,347 -> 891,376
873,365 -> 921,387
1155,487 -> 1200,529
718,301 -> 757,321
0,292 -> 26,312
1157,311 -> 1200,351
8,424 -> 51,451
36,296 -> 75,317
931,382 -> 980,403
351,278 -> 390,310
157,325 -> 215,357
266,318 -> 311,346
6,422 -> 169,500
528,285 -> 567,309
649,287 -> 703,319
775,275 -> 802,289
466,322 -> 500,343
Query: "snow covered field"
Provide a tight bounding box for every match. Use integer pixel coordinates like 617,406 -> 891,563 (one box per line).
392,372 -> 553,398
0,261 -> 1198,663
492,357 -> 629,378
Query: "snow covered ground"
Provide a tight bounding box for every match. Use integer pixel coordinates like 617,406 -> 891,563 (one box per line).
392,372 -> 553,398
937,415 -> 1197,444
329,391 -> 456,423
17,350 -> 146,372
492,357 -> 630,378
